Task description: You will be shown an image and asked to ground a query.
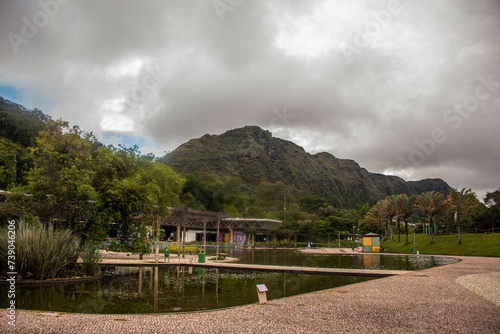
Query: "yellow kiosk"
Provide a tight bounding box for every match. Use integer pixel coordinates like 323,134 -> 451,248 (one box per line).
362,233 -> 381,253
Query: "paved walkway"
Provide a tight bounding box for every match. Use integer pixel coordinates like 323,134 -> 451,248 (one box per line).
1,256 -> 499,333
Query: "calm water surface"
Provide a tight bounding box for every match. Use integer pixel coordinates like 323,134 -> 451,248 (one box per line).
1,267 -> 373,313
216,248 -> 458,271
1,249 -> 458,314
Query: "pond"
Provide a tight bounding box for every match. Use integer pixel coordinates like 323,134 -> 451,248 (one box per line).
210,248 -> 458,271
1,267 -> 374,314
0,249 -> 459,314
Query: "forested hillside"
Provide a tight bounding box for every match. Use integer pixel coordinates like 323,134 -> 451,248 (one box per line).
162,126 -> 450,208
1,98 -> 498,248
0,98 -> 183,247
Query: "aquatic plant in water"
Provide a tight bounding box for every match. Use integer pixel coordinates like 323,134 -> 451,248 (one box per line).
0,220 -> 79,279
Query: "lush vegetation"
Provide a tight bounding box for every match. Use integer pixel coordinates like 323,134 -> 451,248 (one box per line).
80,241 -> 104,276
382,233 -> 500,257
1,97 -> 499,272
162,125 -> 451,209
1,98 -> 185,278
0,221 -> 79,279
363,189 -> 500,248
1,98 -> 184,247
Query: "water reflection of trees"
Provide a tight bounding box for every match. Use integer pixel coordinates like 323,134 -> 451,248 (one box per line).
3,266 -> 377,313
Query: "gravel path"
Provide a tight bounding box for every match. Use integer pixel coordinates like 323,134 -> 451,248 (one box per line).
456,271 -> 500,306
2,256 -> 499,333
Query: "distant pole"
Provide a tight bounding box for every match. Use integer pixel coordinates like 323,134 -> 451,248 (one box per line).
357,228 -> 359,248
413,225 -> 416,255
155,216 -> 160,263
216,216 -> 220,259
338,231 -> 341,248
177,222 -> 181,256
203,221 -> 207,252
284,193 -> 287,223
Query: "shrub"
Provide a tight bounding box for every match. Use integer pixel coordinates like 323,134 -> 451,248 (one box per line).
105,240 -> 132,252
80,241 -> 104,276
0,220 -> 79,279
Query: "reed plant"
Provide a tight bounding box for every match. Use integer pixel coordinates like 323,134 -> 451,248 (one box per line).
80,241 -> 104,276
0,220 -> 79,279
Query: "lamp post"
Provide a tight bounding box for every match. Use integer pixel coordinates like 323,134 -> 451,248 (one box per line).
413,224 -> 416,255
357,228 -> 360,248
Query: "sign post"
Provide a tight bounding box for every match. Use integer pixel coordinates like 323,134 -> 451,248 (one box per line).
256,284 -> 268,304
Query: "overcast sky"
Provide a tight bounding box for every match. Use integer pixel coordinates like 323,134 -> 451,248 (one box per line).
1,0 -> 499,201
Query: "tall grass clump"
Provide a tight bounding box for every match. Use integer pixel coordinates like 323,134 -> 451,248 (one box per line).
0,220 -> 79,279
80,241 -> 104,276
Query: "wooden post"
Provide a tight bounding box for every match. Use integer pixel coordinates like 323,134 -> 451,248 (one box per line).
138,267 -> 144,295
153,267 -> 158,312
177,223 -> 181,255
216,216 -> 220,259
230,227 -> 234,245
203,221 -> 207,252
182,224 -> 187,259
155,217 -> 160,263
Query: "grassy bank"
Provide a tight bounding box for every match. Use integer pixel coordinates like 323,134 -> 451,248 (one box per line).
381,233 -> 500,257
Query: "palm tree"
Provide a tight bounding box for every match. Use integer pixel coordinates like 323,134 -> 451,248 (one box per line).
416,191 -> 446,244
446,188 -> 479,244
368,200 -> 384,235
395,194 -> 417,244
380,196 -> 396,240
356,203 -> 370,233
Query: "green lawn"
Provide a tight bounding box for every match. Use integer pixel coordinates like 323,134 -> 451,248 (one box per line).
381,233 -> 500,257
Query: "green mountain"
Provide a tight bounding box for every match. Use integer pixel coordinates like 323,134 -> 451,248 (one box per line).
161,126 -> 450,207
0,97 -> 51,147
0,97 -> 53,189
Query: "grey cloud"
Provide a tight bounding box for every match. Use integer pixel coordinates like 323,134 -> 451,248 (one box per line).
0,0 -> 499,199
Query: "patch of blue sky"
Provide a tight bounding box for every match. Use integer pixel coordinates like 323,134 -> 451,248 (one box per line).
0,84 -> 20,102
101,131 -> 163,157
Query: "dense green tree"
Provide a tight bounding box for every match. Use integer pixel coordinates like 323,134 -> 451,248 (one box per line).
0,97 -> 51,148
367,200 -> 384,235
312,220 -> 334,240
395,194 -> 417,244
355,203 -> 370,237
181,173 -> 242,212
416,191 -> 446,244
255,181 -> 288,212
298,195 -> 329,214
484,189 -> 500,228
0,138 -> 27,189
24,121 -> 99,229
380,196 -> 396,240
446,188 -> 479,244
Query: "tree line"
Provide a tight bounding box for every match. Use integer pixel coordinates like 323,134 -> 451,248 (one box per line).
363,189 -> 500,245
1,97 -> 499,248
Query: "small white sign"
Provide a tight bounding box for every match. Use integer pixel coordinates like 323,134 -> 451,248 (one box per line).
256,284 -> 268,293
